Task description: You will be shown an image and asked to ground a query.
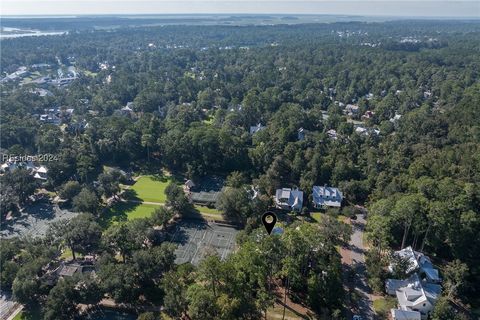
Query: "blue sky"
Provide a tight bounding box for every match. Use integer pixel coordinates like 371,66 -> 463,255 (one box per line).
1,1 -> 479,17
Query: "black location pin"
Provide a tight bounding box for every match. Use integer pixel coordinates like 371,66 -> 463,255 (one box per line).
261,212 -> 277,235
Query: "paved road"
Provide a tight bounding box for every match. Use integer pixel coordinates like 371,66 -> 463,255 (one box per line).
342,214 -> 375,319
351,214 -> 375,318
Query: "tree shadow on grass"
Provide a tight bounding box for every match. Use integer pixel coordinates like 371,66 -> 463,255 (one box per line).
99,201 -> 141,229
150,172 -> 184,184
181,206 -> 208,222
121,189 -> 142,202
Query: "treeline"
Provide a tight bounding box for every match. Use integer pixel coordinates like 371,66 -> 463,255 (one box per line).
1,20 -> 479,309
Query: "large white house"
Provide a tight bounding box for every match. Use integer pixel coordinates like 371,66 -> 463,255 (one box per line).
387,248 -> 442,320
274,188 -> 303,212
1,159 -> 48,181
388,246 -> 441,283
392,274 -> 441,320
391,309 -> 421,320
312,185 -> 343,208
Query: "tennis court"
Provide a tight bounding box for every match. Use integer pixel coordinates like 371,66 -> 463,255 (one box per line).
169,220 -> 239,265
1,201 -> 79,239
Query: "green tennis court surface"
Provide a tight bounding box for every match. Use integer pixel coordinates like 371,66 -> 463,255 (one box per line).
169,220 -> 239,265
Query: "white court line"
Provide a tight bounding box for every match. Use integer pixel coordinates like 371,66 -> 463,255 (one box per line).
183,226 -> 200,260
191,228 -> 207,264
220,232 -> 234,260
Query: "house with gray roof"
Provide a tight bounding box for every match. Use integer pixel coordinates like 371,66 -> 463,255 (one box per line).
388,246 -> 441,284
312,185 -> 343,208
392,273 -> 441,319
387,248 -> 442,320
250,123 -> 266,135
274,188 -> 303,212
391,309 -> 421,320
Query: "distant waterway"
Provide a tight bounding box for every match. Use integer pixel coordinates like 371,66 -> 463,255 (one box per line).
0,27 -> 65,39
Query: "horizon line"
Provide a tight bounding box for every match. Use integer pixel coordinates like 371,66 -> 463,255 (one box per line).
1,13 -> 479,19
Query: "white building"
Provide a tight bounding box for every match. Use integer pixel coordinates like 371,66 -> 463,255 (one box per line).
312,185 -> 343,208
326,129 -> 338,140
1,159 -> 48,181
391,308 -> 421,320
393,275 -> 441,319
274,188 -> 303,212
249,123 -> 266,135
388,246 -> 441,283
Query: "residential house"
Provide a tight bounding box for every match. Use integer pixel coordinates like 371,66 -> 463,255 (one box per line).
66,120 -> 89,135
118,102 -> 134,116
58,261 -> 95,278
184,179 -> 195,192
312,185 -> 343,208
250,123 -> 266,135
33,166 -> 48,181
390,113 -> 402,123
326,129 -> 338,140
1,159 -> 48,181
40,107 -> 61,125
344,104 -> 360,117
361,110 -> 375,120
392,274 -> 441,319
391,308 -> 421,320
30,88 -> 53,97
31,63 -> 51,70
388,246 -> 441,283
297,127 -> 308,141
274,188 -> 303,212
387,248 -> 442,320
355,126 -> 380,137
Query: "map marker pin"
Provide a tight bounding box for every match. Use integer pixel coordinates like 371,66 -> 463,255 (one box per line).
261,212 -> 277,235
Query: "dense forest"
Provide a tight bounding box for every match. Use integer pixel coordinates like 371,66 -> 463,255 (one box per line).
1,19 -> 480,319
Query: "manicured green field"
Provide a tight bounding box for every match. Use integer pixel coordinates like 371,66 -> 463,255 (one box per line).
100,202 -> 161,228
128,175 -> 173,203
194,205 -> 222,215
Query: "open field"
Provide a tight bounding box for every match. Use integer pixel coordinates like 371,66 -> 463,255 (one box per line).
100,202 -> 160,228
193,204 -> 222,215
125,175 -> 174,203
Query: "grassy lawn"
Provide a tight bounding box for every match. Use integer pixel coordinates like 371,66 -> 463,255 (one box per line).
194,205 -> 222,215
126,175 -> 175,203
100,202 -> 161,228
310,211 -> 323,222
373,296 -> 397,318
60,248 -> 83,260
83,70 -> 98,77
267,304 -> 308,319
